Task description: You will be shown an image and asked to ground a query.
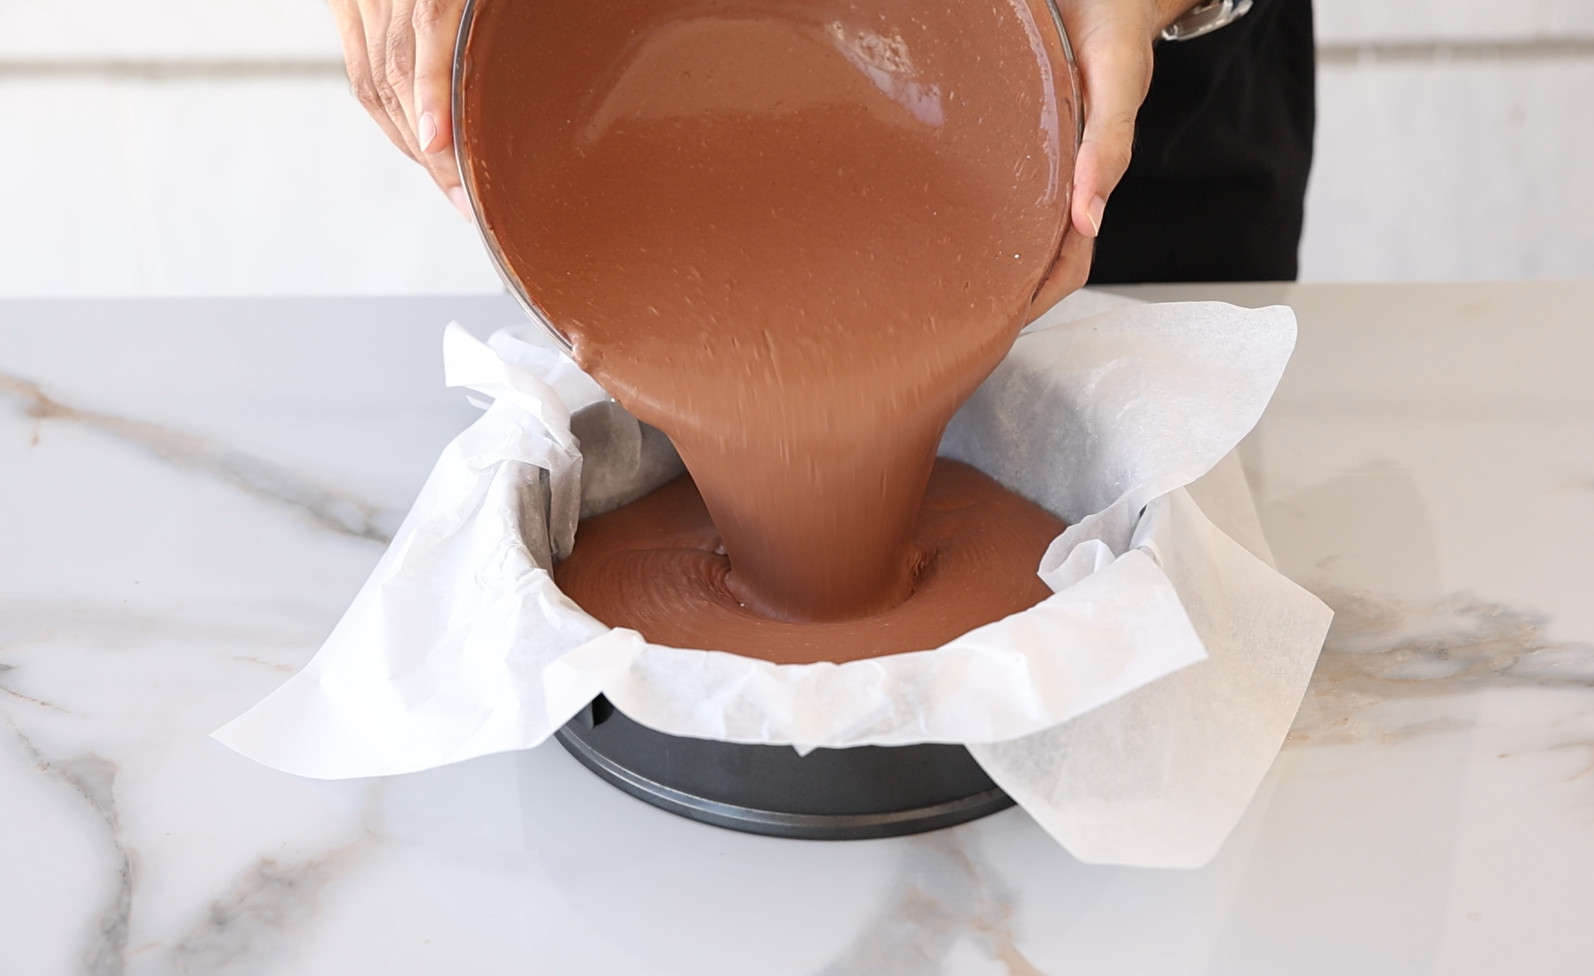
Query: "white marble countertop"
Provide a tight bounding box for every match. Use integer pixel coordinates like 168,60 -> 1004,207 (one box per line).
3,284 -> 1592,975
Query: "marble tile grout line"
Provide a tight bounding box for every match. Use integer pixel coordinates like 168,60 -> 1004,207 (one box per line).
1316,36 -> 1594,65
0,59 -> 348,81
0,35 -> 1593,82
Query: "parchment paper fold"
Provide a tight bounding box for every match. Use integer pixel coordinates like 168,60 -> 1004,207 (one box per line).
215,291 -> 1331,867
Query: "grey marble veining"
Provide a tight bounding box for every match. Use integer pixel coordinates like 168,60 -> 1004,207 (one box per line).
1295,588 -> 1594,744
815,832 -> 1041,976
3,287 -> 1593,975
1,372 -> 398,543
162,803 -> 383,976
7,721 -> 133,976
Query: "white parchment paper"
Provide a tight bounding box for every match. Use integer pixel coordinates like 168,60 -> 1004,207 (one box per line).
215,292 -> 1332,867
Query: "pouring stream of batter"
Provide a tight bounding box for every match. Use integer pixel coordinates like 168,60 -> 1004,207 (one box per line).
462,0 -> 1075,660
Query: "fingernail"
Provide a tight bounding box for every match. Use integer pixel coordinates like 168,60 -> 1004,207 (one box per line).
1086,195 -> 1106,237
448,186 -> 473,222
418,113 -> 438,152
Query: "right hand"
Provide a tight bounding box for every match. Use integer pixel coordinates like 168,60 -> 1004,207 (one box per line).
1030,0 -> 1202,314
330,0 -> 472,218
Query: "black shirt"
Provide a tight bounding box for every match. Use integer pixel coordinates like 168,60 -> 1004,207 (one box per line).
1088,0 -> 1316,284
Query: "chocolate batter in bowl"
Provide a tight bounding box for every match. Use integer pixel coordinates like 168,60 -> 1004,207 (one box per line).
454,0 -> 1083,836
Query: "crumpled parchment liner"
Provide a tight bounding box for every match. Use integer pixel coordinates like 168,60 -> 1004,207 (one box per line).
215,291 -> 1332,867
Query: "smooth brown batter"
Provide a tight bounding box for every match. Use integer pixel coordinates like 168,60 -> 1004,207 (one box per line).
555,459 -> 1061,664
461,1 -> 1075,659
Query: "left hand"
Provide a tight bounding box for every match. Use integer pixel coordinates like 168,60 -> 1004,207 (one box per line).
329,0 -> 472,217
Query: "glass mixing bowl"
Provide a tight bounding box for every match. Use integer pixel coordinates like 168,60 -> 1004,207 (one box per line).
452,0 -> 1082,354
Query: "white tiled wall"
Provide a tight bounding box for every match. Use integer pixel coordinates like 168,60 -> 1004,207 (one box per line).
3,75 -> 497,295
1304,57 -> 1594,281
1305,0 -> 1594,282
0,0 -> 499,296
0,1 -> 340,59
1,0 -> 1590,294
1314,0 -> 1594,43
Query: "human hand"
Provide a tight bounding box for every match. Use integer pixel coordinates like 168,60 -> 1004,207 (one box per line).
328,0 -> 1195,259
1032,0 -> 1198,309
330,0 -> 472,218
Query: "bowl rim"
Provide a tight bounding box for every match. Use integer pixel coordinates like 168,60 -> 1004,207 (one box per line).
450,0 -> 1082,354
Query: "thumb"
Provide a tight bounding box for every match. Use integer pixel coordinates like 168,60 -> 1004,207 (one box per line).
1063,7 -> 1157,239
412,0 -> 471,217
